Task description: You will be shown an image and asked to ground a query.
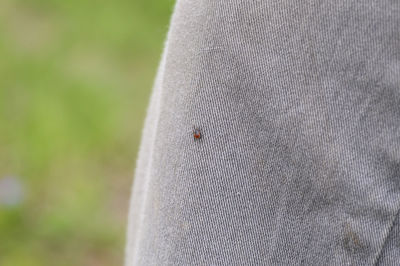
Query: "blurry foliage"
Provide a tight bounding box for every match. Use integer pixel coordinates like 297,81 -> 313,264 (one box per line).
0,0 -> 174,265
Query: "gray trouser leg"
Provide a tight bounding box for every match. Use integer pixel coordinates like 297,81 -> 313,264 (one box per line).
126,1 -> 400,265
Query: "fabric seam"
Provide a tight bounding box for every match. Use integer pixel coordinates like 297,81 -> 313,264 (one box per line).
373,205 -> 400,265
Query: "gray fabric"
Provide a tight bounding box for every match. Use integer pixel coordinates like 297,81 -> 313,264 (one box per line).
377,211 -> 400,265
125,0 -> 400,265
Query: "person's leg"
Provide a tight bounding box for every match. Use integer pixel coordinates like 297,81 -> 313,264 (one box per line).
126,1 -> 400,265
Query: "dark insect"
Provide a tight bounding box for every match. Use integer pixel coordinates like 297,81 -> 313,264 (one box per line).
193,127 -> 201,140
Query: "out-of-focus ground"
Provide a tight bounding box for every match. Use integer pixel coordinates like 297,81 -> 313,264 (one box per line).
0,0 -> 174,265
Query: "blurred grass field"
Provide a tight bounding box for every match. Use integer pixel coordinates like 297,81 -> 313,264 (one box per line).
0,0 -> 174,265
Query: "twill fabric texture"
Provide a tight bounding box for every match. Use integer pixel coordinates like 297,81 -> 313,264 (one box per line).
125,0 -> 400,265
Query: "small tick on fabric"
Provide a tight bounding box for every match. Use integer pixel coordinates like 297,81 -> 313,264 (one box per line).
193,127 -> 201,140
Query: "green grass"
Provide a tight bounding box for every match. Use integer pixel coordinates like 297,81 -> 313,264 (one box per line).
0,0 -> 174,265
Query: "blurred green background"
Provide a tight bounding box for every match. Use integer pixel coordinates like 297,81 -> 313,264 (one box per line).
0,0 -> 174,265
